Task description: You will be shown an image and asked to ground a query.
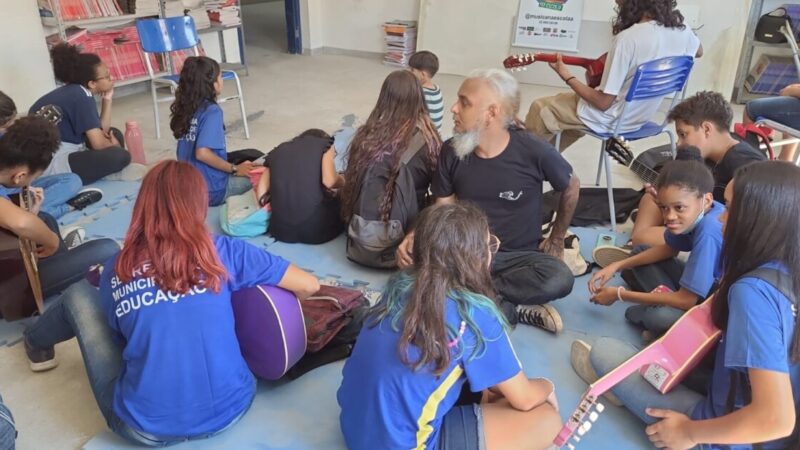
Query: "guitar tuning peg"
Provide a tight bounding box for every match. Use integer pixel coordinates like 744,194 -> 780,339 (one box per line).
573,436 -> 581,443
577,424 -> 587,436
596,403 -> 606,413
589,411 -> 599,422
584,422 -> 593,432
567,444 -> 576,450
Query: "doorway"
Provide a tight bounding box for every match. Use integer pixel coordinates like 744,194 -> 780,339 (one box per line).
240,0 -> 302,54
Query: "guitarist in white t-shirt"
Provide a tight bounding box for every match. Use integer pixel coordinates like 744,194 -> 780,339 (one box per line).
525,0 -> 703,152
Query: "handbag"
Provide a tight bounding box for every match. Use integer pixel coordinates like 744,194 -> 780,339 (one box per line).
755,7 -> 790,44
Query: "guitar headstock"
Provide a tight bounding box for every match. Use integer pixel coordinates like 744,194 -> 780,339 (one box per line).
502,53 -> 535,71
553,395 -> 606,448
33,104 -> 63,126
603,136 -> 635,167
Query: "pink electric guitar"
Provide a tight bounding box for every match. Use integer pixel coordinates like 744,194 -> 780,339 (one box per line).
554,297 -> 722,448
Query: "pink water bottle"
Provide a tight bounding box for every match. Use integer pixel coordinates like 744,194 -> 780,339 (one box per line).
124,121 -> 146,165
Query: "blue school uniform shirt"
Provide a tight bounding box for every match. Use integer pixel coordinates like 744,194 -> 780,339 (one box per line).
337,298 -> 521,450
29,84 -> 101,145
663,201 -> 724,298
176,102 -> 229,206
692,262 -> 800,449
98,235 -> 290,437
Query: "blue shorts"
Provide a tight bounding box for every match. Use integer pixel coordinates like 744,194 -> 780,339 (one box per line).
438,403 -> 485,450
745,96 -> 800,129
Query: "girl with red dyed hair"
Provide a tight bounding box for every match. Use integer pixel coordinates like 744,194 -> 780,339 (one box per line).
23,160 -> 320,446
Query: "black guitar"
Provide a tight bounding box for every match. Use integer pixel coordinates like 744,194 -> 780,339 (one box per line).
604,138 -> 673,186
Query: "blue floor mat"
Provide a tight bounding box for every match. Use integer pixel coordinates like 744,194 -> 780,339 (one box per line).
0,180 -> 653,449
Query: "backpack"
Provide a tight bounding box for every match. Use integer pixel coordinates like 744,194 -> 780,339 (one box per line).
346,133 -> 426,268
725,268 -> 798,450
542,187 -> 643,229
285,285 -> 370,379
220,189 -> 271,237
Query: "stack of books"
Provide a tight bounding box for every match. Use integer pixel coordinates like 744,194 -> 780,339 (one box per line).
206,0 -> 240,27
121,0 -> 159,15
185,0 -> 210,29
162,0 -> 185,17
383,20 -> 417,68
53,25 -> 162,81
39,0 -> 124,22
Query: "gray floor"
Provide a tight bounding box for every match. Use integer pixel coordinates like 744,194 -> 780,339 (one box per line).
1,27 -> 747,449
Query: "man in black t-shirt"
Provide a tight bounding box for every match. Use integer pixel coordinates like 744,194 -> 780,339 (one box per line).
630,91 -> 766,247
397,69 -> 580,334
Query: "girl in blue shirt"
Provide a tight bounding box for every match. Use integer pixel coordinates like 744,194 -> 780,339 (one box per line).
171,56 -> 254,206
589,156 -> 724,336
338,203 -> 560,450
23,160 -> 320,446
574,161 -> 800,450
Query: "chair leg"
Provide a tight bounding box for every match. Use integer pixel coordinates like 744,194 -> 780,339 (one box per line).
595,140 -> 606,186
232,73 -> 250,139
603,150 -> 617,230
665,130 -> 677,158
150,82 -> 161,139
554,131 -> 562,152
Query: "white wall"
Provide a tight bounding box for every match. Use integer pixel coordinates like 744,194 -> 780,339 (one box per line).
416,0 -> 754,98
301,0 -> 418,53
0,1 -> 56,112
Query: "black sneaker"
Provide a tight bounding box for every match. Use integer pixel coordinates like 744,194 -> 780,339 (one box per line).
66,188 -> 103,211
517,304 -> 564,334
24,335 -> 58,372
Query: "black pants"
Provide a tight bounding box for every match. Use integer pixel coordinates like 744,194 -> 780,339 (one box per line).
37,213 -> 120,298
491,250 -> 574,322
71,128 -> 131,185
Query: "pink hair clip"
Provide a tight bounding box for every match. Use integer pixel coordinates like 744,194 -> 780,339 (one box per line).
447,321 -> 467,349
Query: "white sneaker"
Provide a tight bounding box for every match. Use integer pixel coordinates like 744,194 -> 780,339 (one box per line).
517,304 -> 564,334
570,340 -> 623,406
60,225 -> 86,249
592,245 -> 632,268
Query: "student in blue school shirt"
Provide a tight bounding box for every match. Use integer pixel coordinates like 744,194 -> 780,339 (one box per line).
573,161 -> 800,450
23,161 -> 320,446
588,152 -> 724,338
171,56 -> 254,206
338,203 -> 561,450
29,43 -> 131,184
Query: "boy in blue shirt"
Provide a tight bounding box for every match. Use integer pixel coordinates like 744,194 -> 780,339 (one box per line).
588,157 -> 723,337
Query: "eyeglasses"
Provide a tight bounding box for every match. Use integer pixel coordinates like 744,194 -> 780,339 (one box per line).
488,234 -> 501,254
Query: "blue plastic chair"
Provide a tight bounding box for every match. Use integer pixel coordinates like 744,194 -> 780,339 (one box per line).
556,55 -> 694,229
135,16 -> 250,139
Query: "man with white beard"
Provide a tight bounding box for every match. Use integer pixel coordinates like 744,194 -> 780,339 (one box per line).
396,69 -> 580,334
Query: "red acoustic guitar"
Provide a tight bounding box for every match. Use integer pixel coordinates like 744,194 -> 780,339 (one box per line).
503,52 -> 608,88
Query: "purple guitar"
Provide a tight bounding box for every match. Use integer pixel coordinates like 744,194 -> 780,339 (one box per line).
554,297 -> 721,448
232,285 -> 307,380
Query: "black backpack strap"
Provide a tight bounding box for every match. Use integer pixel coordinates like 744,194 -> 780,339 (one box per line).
400,132 -> 426,165
742,268 -> 797,307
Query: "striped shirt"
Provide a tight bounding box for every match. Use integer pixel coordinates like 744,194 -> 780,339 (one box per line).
423,85 -> 444,133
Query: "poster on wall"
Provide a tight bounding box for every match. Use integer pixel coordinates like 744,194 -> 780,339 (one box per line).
513,0 -> 585,52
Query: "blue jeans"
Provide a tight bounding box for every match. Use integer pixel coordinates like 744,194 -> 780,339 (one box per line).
623,245 -> 686,334
37,213 -> 120,298
745,96 -> 800,129
0,392 -> 16,450
24,281 -> 251,447
590,337 -> 704,425
225,175 -> 253,200
0,173 -> 82,219
333,126 -> 356,172
439,404 -> 484,450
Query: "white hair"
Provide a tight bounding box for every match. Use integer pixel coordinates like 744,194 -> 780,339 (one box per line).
467,68 -> 521,126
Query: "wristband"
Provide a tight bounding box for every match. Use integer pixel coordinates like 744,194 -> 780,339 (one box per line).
617,286 -> 626,302
564,76 -> 577,84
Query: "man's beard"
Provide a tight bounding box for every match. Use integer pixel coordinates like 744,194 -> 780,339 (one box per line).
451,126 -> 483,159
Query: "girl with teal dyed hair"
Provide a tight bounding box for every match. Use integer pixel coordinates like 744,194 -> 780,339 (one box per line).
337,203 -> 561,450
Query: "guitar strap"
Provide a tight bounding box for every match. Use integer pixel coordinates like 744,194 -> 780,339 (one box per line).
724,268 -> 797,450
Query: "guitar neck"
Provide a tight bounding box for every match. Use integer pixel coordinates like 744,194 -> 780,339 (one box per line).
586,347 -> 659,398
534,53 -> 594,68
